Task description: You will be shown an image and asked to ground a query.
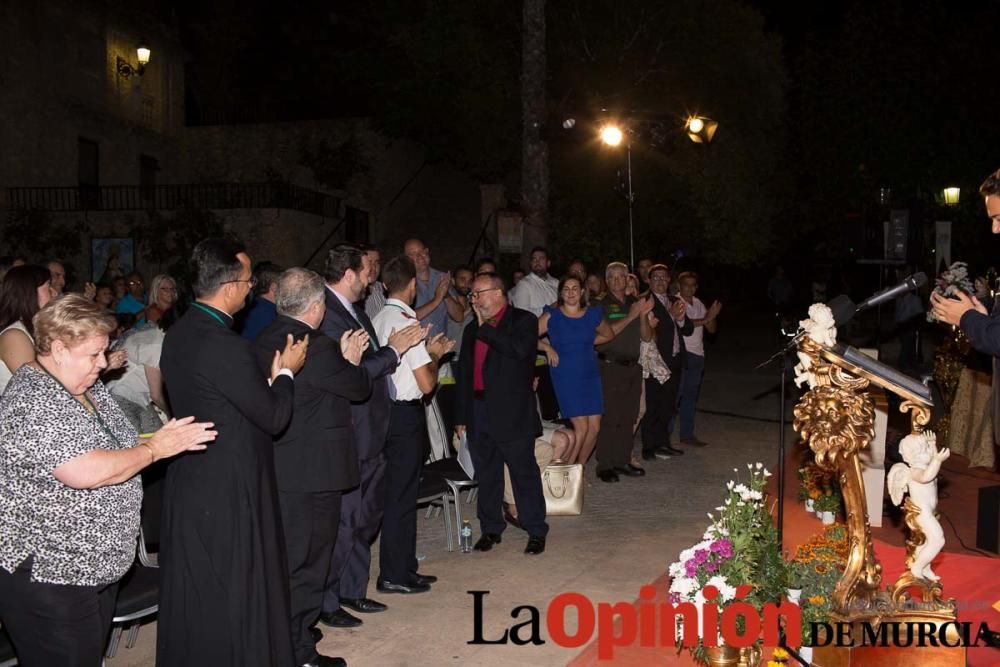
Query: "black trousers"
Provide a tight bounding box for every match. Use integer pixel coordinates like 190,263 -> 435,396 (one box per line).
641,364 -> 683,453
279,490 -> 342,665
0,560 -> 118,666
534,362 -> 561,421
436,382 -> 458,449
379,402 -> 427,583
469,398 -> 549,538
595,361 -> 643,472
323,455 -> 386,613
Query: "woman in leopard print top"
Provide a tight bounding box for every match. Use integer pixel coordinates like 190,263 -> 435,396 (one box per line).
0,295 -> 217,666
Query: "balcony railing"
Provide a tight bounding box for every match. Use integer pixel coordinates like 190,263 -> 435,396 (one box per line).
3,183 -> 342,217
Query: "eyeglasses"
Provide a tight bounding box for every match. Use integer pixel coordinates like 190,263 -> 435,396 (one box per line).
561,285 -> 582,293
469,287 -> 501,300
221,276 -> 258,288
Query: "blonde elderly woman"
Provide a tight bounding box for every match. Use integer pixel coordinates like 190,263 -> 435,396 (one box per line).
142,273 -> 179,325
0,295 -> 216,666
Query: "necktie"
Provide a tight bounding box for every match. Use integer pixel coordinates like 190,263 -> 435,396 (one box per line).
350,304 -> 379,351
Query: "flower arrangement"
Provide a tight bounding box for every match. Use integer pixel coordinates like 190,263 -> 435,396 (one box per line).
787,524 -> 849,645
796,464 -> 834,504
928,261 -> 975,322
667,463 -> 785,664
813,491 -> 842,514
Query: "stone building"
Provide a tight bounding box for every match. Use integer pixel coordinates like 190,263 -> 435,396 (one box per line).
0,0 -> 502,288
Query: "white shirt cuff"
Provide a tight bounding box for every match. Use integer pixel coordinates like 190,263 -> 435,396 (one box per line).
268,368 -> 295,386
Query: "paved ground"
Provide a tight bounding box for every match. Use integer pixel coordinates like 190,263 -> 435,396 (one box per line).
108,307 -> 786,666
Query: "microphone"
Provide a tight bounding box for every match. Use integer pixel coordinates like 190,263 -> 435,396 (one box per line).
826,294 -> 857,327
856,273 -> 927,312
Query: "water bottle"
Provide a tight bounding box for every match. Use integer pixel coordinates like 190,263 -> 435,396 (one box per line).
460,520 -> 473,553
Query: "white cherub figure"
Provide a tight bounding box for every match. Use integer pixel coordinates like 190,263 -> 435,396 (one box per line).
793,303 -> 838,387
888,432 -> 950,581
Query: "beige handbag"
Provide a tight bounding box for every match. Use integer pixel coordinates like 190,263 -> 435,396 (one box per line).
542,460 -> 584,516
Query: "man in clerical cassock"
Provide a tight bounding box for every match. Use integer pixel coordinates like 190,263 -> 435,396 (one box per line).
158,238 -> 308,666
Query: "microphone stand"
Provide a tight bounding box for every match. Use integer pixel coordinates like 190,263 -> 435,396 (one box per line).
755,316 -> 801,552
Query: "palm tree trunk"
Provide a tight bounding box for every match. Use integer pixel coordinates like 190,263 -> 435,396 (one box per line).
521,0 -> 549,266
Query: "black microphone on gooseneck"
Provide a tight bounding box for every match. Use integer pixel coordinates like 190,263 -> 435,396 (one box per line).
855,272 -> 928,313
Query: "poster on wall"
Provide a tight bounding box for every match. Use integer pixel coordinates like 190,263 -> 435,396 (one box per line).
91,238 -> 134,284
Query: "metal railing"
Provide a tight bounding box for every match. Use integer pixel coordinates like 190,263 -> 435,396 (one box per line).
3,183 -> 342,217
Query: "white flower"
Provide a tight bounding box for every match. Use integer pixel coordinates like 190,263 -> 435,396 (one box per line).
763,468 -> 772,478
733,483 -> 750,495
755,462 -> 763,470
726,480 -> 735,490
704,575 -> 737,602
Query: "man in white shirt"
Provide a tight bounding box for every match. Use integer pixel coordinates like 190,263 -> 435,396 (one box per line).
509,246 -> 558,316
371,255 -> 454,595
509,246 -> 560,419
671,271 -> 721,447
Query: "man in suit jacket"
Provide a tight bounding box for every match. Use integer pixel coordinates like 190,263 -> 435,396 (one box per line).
158,238 -> 307,667
317,244 -> 426,629
256,268 -> 372,667
641,264 -> 694,461
454,272 -> 548,555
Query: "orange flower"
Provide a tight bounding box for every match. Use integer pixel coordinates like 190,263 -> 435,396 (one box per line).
808,595 -> 826,605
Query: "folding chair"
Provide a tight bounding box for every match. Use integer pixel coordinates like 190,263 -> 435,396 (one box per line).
416,471 -> 454,550
104,558 -> 159,658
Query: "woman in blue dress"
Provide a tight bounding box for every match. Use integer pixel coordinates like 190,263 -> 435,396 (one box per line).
538,275 -> 615,465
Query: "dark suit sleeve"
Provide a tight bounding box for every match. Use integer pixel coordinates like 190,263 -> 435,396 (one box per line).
476,312 -> 537,361
321,309 -> 399,380
454,325 -> 476,428
677,315 -> 694,337
309,342 -> 373,401
213,340 -> 294,435
960,310 -> 1000,356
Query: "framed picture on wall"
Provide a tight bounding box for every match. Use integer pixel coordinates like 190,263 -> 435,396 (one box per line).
91,238 -> 135,284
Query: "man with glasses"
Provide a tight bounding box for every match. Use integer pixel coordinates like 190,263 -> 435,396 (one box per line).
454,273 -> 548,555
593,262 -> 655,482
641,264 -> 692,461
158,237 -> 308,666
115,271 -> 147,315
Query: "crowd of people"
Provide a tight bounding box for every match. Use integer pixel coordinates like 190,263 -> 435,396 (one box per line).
0,236 -> 723,667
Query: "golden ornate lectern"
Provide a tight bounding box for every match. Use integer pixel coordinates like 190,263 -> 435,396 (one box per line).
792,338 -> 964,667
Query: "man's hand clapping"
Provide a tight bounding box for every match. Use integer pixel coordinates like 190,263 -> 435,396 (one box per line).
434,272 -> 452,301
272,333 -> 308,380
426,332 -> 455,359
388,323 -> 427,356
339,329 -> 369,366
669,298 -> 687,320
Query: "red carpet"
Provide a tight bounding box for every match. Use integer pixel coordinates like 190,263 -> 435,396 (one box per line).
568,449 -> 1000,666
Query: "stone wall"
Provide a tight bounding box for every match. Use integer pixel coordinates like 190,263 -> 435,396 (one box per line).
0,1 -> 186,188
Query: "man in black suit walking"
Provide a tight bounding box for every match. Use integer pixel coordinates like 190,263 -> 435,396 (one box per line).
318,245 -> 425,629
641,264 -> 694,461
256,268 -> 373,667
454,272 -> 548,555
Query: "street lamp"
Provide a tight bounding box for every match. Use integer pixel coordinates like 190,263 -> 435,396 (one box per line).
117,42 -> 151,78
600,124 -> 636,267
943,187 -> 961,206
686,115 -> 718,144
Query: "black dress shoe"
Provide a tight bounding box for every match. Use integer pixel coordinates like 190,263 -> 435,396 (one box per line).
410,573 -> 437,586
376,577 -> 430,594
318,608 -> 362,628
473,533 -> 502,551
614,464 -> 646,477
654,445 -> 683,459
310,626 -> 323,644
340,597 -> 387,614
597,469 -> 620,483
524,536 -> 546,555
680,437 -> 709,447
302,655 -> 347,667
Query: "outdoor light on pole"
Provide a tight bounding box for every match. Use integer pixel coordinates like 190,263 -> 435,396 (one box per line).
600,123 -> 636,267
943,187 -> 961,206
686,115 -> 719,144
